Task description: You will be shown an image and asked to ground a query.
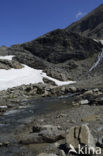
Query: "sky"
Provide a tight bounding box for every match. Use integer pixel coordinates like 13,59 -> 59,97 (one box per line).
0,0 -> 103,46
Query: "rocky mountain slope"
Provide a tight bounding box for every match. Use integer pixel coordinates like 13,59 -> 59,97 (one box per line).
0,4 -> 103,88
7,29 -> 102,83
66,4 -> 103,40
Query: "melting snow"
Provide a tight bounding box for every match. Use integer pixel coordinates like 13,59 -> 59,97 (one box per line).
0,55 -> 76,91
93,39 -> 103,45
89,39 -> 103,72
0,55 -> 14,61
89,49 -> 103,72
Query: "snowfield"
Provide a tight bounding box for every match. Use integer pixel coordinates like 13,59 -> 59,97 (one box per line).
0,55 -> 14,61
0,55 -> 76,91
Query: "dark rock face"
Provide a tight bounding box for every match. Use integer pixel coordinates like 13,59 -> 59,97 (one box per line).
66,4 -> 103,40
6,29 -> 102,82
8,47 -> 48,70
19,29 -> 102,63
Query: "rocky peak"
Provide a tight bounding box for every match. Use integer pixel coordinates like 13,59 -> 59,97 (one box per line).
66,4 -> 103,39
18,29 -> 102,64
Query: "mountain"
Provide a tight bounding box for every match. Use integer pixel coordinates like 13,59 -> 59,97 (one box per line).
0,4 -> 103,88
17,29 -> 101,63
66,4 -> 103,40
8,29 -> 102,83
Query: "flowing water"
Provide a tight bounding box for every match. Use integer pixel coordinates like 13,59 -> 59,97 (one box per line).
0,95 -> 74,155
89,49 -> 103,72
0,95 -> 73,133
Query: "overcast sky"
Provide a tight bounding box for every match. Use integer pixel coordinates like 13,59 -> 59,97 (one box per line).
0,0 -> 102,46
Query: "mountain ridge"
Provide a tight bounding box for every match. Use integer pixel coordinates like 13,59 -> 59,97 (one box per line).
66,4 -> 103,39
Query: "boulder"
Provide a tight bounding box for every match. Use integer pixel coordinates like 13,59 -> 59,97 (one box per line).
38,125 -> 65,143
83,90 -> 93,96
79,99 -> 89,105
32,125 -> 65,143
0,105 -> 8,112
66,125 -> 95,152
95,97 -> 103,105
69,87 -> 77,93
19,133 -> 43,144
81,114 -> 100,122
97,136 -> 103,148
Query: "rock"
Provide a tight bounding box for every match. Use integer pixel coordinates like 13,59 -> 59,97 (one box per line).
2,141 -> 10,146
42,90 -> 49,97
0,141 -> 10,147
43,78 -> 56,86
38,125 -> 65,143
32,125 -> 41,133
32,125 -> 62,132
97,136 -> 103,148
29,88 -> 38,95
61,86 -> 66,92
56,113 -> 67,118
59,150 -> 66,156
95,97 -> 103,105
84,90 -> 93,96
37,153 -> 57,156
19,133 -> 43,144
93,88 -> 99,92
0,106 -> 8,112
72,102 -> 80,106
81,114 -> 100,122
66,125 -> 95,152
83,89 -> 102,98
31,125 -> 65,143
69,120 -> 76,124
79,125 -> 95,147
0,143 -> 3,147
0,59 -> 23,70
69,87 -> 77,93
79,99 -> 89,105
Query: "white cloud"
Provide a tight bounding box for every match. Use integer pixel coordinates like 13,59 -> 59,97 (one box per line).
76,11 -> 84,19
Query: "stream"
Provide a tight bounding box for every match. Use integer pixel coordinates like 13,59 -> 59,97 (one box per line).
0,95 -> 73,134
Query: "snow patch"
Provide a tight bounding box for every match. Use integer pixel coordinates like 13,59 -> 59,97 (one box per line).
0,55 -> 14,61
0,106 -> 8,109
0,56 -> 76,91
0,65 -> 43,91
0,64 -> 75,91
43,73 -> 75,86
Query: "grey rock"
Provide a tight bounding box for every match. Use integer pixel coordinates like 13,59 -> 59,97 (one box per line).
66,125 -> 95,152
69,87 -> 77,93
97,136 -> 103,148
39,125 -> 65,143
79,99 -> 89,105
0,59 -> 23,70
19,125 -> 65,145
